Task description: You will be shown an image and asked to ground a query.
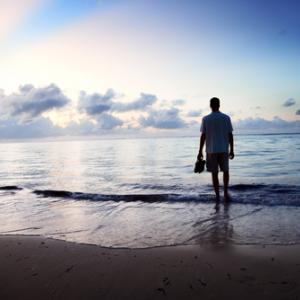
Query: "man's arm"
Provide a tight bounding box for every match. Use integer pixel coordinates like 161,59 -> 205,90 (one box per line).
229,132 -> 234,159
198,133 -> 206,160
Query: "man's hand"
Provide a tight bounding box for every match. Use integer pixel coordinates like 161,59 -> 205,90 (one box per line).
198,133 -> 206,161
229,133 -> 234,160
197,151 -> 203,161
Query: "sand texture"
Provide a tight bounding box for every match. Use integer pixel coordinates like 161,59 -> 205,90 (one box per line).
1,235 -> 300,299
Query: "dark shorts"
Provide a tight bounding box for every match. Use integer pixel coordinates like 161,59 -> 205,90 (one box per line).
206,152 -> 229,173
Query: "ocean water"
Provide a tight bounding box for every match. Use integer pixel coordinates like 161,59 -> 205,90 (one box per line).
0,134 -> 299,248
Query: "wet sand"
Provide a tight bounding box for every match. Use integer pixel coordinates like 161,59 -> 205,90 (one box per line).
1,235 -> 300,300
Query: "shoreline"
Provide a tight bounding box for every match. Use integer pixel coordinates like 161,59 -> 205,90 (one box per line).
2,233 -> 300,250
1,235 -> 300,299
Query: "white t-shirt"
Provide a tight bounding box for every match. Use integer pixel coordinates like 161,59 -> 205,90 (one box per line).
200,111 -> 233,153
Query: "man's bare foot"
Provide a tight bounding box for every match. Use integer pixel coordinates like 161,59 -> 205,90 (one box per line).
224,193 -> 231,202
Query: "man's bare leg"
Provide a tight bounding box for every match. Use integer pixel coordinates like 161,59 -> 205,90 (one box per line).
212,172 -> 220,201
223,171 -> 230,201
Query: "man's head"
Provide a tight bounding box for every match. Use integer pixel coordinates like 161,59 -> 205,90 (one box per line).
210,97 -> 220,111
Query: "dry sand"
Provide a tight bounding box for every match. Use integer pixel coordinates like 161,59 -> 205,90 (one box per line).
1,235 -> 300,300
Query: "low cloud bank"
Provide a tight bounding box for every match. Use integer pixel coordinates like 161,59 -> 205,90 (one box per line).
0,84 -> 299,139
0,118 -> 62,139
234,117 -> 300,133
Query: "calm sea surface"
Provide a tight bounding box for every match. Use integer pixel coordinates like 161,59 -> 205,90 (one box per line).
0,134 -> 299,248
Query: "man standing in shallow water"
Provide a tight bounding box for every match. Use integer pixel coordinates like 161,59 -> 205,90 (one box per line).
198,97 -> 234,201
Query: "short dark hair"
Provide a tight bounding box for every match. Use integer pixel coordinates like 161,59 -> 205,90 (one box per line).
210,97 -> 220,109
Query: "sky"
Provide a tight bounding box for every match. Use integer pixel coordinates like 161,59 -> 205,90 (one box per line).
0,0 -> 299,139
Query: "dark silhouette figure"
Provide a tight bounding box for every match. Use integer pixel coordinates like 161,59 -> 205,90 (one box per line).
198,97 -> 234,201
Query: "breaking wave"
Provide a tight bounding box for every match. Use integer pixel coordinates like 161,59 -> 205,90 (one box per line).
1,184 -> 300,207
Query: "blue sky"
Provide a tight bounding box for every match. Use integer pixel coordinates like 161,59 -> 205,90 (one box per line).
0,0 -> 299,138
6,0 -> 120,46
14,0 -> 99,40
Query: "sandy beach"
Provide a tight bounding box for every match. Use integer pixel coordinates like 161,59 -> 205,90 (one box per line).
1,235 -> 300,299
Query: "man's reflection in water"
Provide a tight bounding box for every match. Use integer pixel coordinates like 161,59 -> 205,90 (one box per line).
193,203 -> 234,247
209,202 -> 233,246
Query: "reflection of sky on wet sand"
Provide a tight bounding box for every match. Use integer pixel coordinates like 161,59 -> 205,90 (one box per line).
1,190 -> 300,248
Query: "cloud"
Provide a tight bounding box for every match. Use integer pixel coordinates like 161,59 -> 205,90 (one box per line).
139,108 -> 186,129
283,98 -> 296,107
172,99 -> 186,106
187,110 -> 202,117
1,83 -> 300,139
78,89 -> 116,116
78,88 -> 148,130
296,109 -> 300,116
0,117 -> 62,139
96,113 -> 123,130
234,117 -> 300,133
79,90 -> 157,116
0,84 -> 70,122
113,93 -> 157,112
